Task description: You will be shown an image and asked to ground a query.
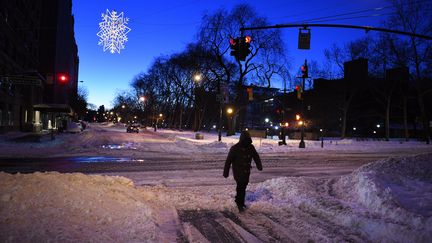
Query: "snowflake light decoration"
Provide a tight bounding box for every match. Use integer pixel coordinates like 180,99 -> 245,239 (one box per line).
97,9 -> 131,54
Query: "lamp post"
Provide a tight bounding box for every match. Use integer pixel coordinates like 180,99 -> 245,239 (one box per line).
227,107 -> 234,136
194,74 -> 200,133
320,128 -> 324,148
139,96 -> 146,127
154,113 -> 162,131
193,73 -> 202,132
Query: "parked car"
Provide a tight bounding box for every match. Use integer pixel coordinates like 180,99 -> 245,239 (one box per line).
66,122 -> 82,133
126,124 -> 140,133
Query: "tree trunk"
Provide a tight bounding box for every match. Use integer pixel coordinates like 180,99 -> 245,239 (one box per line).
403,96 -> 409,141
418,94 -> 430,144
340,94 -> 353,139
385,96 -> 391,141
341,108 -> 347,138
179,104 -> 183,130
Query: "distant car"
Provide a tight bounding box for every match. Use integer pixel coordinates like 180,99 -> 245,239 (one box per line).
126,124 -> 140,133
66,122 -> 82,133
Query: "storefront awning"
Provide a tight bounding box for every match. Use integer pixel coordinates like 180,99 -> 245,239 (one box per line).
33,104 -> 72,113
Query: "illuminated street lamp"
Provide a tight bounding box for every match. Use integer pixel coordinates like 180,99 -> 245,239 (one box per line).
320,128 -> 324,148
193,74 -> 202,82
154,113 -> 163,132
193,73 -> 203,133
226,107 -> 234,136
139,96 -> 147,126
265,118 -> 270,123
121,105 -> 125,109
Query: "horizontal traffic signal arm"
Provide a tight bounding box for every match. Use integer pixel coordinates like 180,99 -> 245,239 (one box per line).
240,23 -> 432,40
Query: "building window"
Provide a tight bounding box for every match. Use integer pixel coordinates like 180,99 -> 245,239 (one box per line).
25,110 -> 28,123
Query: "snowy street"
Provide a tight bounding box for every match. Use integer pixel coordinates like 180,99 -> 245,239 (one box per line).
1,123 -> 431,242
0,123 -> 429,187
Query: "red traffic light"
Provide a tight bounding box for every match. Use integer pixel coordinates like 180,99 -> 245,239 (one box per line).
58,74 -> 69,84
295,85 -> 302,99
229,38 -> 237,46
300,64 -> 308,78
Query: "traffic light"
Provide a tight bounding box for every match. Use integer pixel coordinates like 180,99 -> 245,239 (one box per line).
230,36 -> 252,61
229,38 -> 239,58
58,74 -> 69,85
295,85 -> 302,99
246,86 -> 253,101
238,36 -> 252,61
301,64 -> 308,78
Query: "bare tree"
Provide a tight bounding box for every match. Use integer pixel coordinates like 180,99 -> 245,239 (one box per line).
197,4 -> 288,131
383,0 -> 432,143
70,86 -> 88,120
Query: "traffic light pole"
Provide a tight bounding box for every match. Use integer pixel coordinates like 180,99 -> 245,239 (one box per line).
218,80 -> 222,142
280,78 -> 287,145
299,59 -> 307,148
240,23 -> 432,40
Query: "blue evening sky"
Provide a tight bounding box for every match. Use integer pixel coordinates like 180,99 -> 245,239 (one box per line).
72,0 -> 387,108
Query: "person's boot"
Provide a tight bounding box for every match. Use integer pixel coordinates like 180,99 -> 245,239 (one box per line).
237,203 -> 245,213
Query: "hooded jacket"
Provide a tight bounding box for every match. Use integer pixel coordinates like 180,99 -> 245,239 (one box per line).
223,131 -> 262,181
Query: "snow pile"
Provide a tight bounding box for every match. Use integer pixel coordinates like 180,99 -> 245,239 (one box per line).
335,153 -> 432,240
248,177 -> 317,206
0,172 -> 171,242
250,153 -> 432,242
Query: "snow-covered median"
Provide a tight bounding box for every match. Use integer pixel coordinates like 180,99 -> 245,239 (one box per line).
1,153 -> 431,242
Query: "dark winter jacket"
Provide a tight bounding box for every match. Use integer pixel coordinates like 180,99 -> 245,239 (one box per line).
223,131 -> 262,181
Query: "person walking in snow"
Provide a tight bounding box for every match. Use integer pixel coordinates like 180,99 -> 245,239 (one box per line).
223,130 -> 263,212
